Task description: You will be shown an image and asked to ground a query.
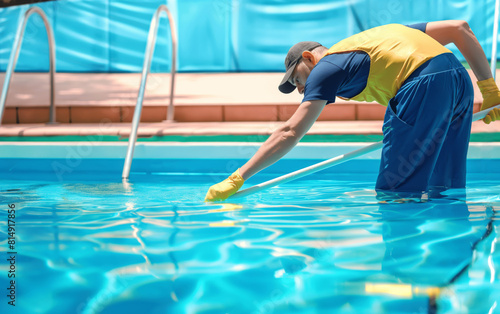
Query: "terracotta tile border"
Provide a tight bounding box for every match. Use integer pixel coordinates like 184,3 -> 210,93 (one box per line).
2,108 -> 17,124
224,105 -> 278,122
174,105 -> 223,122
71,107 -> 121,123
16,107 -> 71,124
318,104 -> 356,121
121,106 -> 169,123
2,100 -> 490,124
356,104 -> 386,120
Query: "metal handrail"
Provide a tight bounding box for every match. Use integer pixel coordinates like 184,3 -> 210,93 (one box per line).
0,6 -> 56,125
122,5 -> 177,180
492,0 -> 500,80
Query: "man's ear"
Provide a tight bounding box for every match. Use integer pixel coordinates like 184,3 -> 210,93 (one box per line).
301,50 -> 317,67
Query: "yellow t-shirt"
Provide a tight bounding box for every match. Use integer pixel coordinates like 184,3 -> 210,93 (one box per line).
324,24 -> 451,105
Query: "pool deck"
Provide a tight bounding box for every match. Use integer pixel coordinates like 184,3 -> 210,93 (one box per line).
1,71 -> 500,137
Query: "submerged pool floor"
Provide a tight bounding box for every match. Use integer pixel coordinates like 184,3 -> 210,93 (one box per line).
0,174 -> 499,313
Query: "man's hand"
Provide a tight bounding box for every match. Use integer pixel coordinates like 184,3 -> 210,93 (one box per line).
478,78 -> 500,124
205,169 -> 245,202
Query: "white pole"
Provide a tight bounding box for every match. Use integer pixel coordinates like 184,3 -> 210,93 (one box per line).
229,105 -> 500,199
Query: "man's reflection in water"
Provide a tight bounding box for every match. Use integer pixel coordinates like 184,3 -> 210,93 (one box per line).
376,188 -> 492,287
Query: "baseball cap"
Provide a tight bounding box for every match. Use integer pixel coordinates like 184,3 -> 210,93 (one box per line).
278,41 -> 322,94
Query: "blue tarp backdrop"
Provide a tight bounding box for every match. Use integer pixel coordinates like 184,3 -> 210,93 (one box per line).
0,0 -> 495,72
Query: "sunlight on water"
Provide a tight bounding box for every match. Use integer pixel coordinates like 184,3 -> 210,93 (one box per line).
0,175 -> 499,313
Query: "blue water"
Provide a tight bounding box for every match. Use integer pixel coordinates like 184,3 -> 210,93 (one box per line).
0,173 -> 499,314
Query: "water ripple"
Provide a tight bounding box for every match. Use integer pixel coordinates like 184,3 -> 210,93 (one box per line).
0,177 -> 498,313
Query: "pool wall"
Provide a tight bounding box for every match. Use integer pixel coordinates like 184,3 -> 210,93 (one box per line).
1,142 -> 499,181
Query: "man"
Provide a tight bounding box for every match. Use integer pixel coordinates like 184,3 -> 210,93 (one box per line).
205,20 -> 500,202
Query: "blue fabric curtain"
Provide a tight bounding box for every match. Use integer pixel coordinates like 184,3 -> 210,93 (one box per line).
0,0 -> 495,72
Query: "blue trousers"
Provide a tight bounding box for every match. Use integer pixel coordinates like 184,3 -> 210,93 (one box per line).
375,53 -> 474,194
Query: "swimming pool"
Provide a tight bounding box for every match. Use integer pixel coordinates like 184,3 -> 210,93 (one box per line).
0,139 -> 499,313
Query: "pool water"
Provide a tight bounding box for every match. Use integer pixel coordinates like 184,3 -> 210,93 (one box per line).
0,173 -> 499,314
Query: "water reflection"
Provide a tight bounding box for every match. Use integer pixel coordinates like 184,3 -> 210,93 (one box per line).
0,179 -> 498,313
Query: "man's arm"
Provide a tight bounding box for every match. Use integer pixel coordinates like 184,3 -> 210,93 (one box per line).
426,20 -> 500,124
425,20 -> 492,81
204,99 -> 327,202
239,99 -> 327,180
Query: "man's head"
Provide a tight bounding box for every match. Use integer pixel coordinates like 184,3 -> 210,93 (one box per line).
279,41 -> 327,94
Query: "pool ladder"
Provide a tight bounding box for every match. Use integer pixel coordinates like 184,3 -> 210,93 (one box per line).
0,6 -> 56,125
122,4 -> 177,180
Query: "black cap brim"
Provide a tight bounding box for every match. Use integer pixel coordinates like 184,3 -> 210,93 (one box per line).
278,61 -> 297,94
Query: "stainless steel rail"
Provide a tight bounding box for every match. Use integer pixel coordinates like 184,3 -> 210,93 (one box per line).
0,6 -> 56,125
492,0 -> 500,80
122,5 -> 177,180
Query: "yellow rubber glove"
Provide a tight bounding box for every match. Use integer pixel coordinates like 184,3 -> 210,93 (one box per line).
205,169 -> 244,202
477,78 -> 500,124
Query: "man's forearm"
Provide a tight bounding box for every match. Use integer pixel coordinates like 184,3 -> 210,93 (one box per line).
239,126 -> 300,180
238,99 -> 327,181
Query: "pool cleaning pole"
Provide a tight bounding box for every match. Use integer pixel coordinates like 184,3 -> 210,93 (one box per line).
229,105 -> 500,199
491,0 -> 500,80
